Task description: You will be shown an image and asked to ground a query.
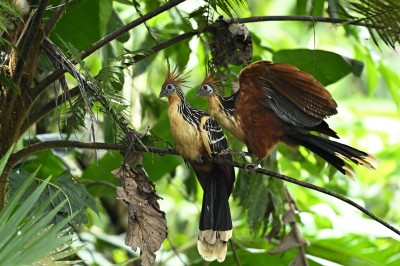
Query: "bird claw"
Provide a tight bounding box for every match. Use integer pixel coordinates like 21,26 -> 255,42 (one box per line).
219,149 -> 231,155
196,155 -> 204,163
245,162 -> 260,173
219,149 -> 250,162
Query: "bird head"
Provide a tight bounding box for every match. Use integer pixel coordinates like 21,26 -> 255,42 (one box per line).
196,74 -> 222,98
160,61 -> 187,98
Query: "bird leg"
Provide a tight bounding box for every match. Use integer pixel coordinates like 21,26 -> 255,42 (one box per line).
244,158 -> 264,173
219,149 -> 252,162
196,155 -> 204,163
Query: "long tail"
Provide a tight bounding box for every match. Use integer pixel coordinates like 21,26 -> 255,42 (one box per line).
194,164 -> 233,262
287,132 -> 378,179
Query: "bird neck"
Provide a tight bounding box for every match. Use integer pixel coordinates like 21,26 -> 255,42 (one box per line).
215,91 -> 236,117
167,89 -> 200,127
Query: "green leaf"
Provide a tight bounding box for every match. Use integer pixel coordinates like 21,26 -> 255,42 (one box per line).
273,49 -> 364,86
0,176 -> 49,248
0,168 -> 78,265
107,9 -> 130,43
313,0 -> 325,16
143,153 -> 183,181
52,171 -> 99,224
0,145 -> 13,176
363,51 -> 379,96
307,234 -> 400,266
51,0 -> 113,51
18,150 -> 68,179
80,151 -> 122,197
379,62 -> 400,108
208,0 -> 248,17
296,0 -> 308,15
0,169 -> 38,236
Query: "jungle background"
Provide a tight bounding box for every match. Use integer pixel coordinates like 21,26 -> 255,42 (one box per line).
0,0 -> 399,265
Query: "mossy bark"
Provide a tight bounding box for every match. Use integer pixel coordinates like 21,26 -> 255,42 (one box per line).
0,17 -> 44,209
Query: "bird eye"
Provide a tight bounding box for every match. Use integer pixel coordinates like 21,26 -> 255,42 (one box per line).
202,84 -> 213,93
166,84 -> 176,91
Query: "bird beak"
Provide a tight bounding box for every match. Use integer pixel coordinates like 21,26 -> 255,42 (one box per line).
159,90 -> 167,98
196,89 -> 205,97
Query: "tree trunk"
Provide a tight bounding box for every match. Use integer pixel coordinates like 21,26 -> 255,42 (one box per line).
0,16 -> 44,209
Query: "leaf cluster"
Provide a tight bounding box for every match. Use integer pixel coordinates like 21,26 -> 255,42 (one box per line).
0,149 -> 79,265
349,0 -> 400,49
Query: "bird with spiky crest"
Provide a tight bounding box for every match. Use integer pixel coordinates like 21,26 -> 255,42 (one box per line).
197,60 -> 378,178
159,62 -> 235,262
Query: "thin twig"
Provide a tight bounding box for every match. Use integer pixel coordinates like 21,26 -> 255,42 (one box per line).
167,236 -> 188,266
166,175 -> 198,206
81,0 -> 187,59
80,179 -> 118,190
233,15 -> 382,29
7,140 -> 400,237
229,239 -> 242,266
44,0 -> 70,35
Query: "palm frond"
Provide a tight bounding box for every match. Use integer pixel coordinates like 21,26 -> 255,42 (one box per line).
43,37 -> 132,137
208,0 -> 248,17
349,0 -> 400,49
0,1 -> 19,50
0,167 -> 77,265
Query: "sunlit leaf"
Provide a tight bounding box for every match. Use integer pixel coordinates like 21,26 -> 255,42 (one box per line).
273,49 -> 364,86
53,171 -> 99,224
51,0 -> 113,51
379,62 -> 400,108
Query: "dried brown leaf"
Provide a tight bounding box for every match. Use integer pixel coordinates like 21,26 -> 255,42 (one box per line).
113,163 -> 167,266
290,251 -> 308,266
270,226 -> 307,254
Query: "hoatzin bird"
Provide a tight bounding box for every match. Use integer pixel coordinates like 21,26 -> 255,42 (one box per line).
159,64 -> 235,262
197,60 -> 377,178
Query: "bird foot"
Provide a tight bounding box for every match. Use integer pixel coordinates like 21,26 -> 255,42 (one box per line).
244,162 -> 260,173
196,155 -> 204,163
219,149 -> 251,162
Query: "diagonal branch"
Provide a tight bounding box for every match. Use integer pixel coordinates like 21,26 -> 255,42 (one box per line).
32,0 -> 187,99
7,140 -> 400,237
21,86 -> 80,133
21,31 -> 198,133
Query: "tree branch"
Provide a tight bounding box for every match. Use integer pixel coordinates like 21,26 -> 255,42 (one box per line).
23,31 -> 198,132
233,15 -> 382,29
30,13 -> 383,118
22,86 -> 80,133
32,0 -> 187,99
7,140 -> 400,237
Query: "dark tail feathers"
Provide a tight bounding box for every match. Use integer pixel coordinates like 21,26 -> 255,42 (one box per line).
288,133 -> 378,179
195,167 -> 232,262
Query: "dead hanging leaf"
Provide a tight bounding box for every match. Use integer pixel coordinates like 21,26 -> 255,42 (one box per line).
269,187 -> 309,266
290,251 -> 308,266
270,222 -> 307,254
113,163 -> 167,266
208,17 -> 253,67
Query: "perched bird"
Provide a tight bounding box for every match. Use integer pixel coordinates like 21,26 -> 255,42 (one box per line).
159,63 -> 235,262
197,60 -> 377,178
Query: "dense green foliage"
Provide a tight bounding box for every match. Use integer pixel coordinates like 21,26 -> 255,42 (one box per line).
1,0 -> 399,265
